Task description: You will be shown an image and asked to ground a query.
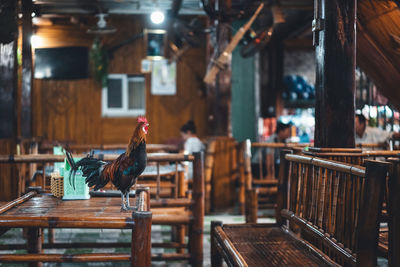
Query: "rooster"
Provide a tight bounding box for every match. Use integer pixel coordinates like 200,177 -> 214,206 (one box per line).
67,116 -> 149,211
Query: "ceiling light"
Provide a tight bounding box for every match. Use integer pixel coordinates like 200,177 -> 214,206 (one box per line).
150,10 -> 165,24
31,35 -> 43,48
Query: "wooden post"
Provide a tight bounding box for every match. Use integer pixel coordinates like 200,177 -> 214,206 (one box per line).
244,139 -> 252,191
206,3 -> 232,136
21,0 -> 33,138
388,159 -> 400,267
0,0 -> 18,139
356,160 -> 387,266
0,0 -> 18,201
260,40 -> 284,117
314,0 -> 356,147
204,140 -> 216,213
177,170 -> 185,254
210,221 -> 223,267
190,152 -> 204,267
237,141 -> 246,215
245,189 -> 258,223
276,150 -> 291,226
132,187 -> 151,267
27,227 -> 42,267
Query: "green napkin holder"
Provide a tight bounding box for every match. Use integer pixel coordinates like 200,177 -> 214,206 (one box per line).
63,157 -> 90,200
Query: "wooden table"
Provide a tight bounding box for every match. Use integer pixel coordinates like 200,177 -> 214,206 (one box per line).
0,188 -> 151,267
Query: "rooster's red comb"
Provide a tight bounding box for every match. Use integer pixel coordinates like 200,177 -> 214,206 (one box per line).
137,116 -> 148,124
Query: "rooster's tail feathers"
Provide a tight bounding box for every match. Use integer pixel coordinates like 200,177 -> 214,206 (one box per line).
73,157 -> 109,191
65,149 -> 77,189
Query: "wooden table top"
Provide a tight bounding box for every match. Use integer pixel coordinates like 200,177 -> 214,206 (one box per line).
0,193 -> 138,229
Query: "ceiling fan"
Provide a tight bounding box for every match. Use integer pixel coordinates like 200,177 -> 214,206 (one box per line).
87,13 -> 116,35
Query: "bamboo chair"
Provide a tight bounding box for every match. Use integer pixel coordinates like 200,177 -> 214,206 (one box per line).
304,147 -> 400,261
212,151 -> 388,267
242,139 -> 310,221
204,137 -> 240,213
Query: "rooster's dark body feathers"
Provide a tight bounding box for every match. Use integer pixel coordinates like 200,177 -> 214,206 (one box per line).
75,142 -> 147,195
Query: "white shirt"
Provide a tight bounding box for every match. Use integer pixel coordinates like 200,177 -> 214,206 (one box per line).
355,126 -> 393,144
184,137 -> 204,154
183,137 -> 204,179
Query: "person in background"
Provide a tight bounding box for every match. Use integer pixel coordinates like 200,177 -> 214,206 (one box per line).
252,121 -> 292,179
355,114 -> 400,146
180,120 -> 204,178
265,122 -> 292,178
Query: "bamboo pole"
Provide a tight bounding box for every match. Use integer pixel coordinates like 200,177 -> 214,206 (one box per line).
190,152 -> 204,267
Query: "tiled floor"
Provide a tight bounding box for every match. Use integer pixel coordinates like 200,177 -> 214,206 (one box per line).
0,213 -> 388,267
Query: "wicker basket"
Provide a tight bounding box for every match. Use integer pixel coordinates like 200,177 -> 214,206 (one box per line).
51,172 -> 64,198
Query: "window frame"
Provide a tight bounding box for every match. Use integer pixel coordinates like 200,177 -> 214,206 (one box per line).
102,74 -> 146,117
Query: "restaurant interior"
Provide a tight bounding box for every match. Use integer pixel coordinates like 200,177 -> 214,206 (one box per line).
1,0 -> 400,266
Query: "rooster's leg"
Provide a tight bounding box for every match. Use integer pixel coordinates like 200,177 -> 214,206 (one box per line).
120,192 -> 128,211
125,191 -> 136,211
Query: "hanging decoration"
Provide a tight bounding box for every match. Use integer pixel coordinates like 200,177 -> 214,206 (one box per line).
89,38 -> 109,87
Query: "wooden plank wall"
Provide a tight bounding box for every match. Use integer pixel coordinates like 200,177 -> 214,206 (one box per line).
32,15 -> 208,145
0,140 -> 17,201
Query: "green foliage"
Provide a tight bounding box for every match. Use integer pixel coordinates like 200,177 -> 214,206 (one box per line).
89,38 -> 109,87
369,117 -> 377,127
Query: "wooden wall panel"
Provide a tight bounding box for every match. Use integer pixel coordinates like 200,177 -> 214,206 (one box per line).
33,79 -> 102,144
32,15 -> 208,145
0,140 -> 17,201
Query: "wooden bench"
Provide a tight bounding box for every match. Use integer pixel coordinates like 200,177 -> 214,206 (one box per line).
0,187 -> 152,266
212,150 -> 388,266
0,152 -> 204,266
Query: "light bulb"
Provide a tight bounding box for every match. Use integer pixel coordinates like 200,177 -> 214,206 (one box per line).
150,10 -> 165,24
31,35 -> 43,48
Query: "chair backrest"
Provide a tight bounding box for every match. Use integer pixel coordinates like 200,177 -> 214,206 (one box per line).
205,137 -> 239,211
251,141 -> 310,180
280,153 -> 388,266
304,148 -> 400,166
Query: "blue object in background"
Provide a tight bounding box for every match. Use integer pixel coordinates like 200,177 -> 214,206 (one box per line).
283,75 -> 315,100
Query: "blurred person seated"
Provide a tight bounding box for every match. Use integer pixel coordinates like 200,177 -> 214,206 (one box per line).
180,120 -> 204,178
355,114 -> 400,147
252,122 -> 292,179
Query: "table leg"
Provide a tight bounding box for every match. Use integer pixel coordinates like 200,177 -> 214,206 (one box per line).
48,228 -> 55,244
27,227 -> 42,267
131,211 -> 152,267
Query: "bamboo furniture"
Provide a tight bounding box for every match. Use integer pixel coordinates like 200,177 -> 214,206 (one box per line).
242,140 -> 309,220
39,142 -> 179,154
212,151 -> 388,266
0,152 -> 204,266
204,137 -> 241,213
92,152 -> 205,266
303,148 -> 400,262
0,187 -> 152,266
